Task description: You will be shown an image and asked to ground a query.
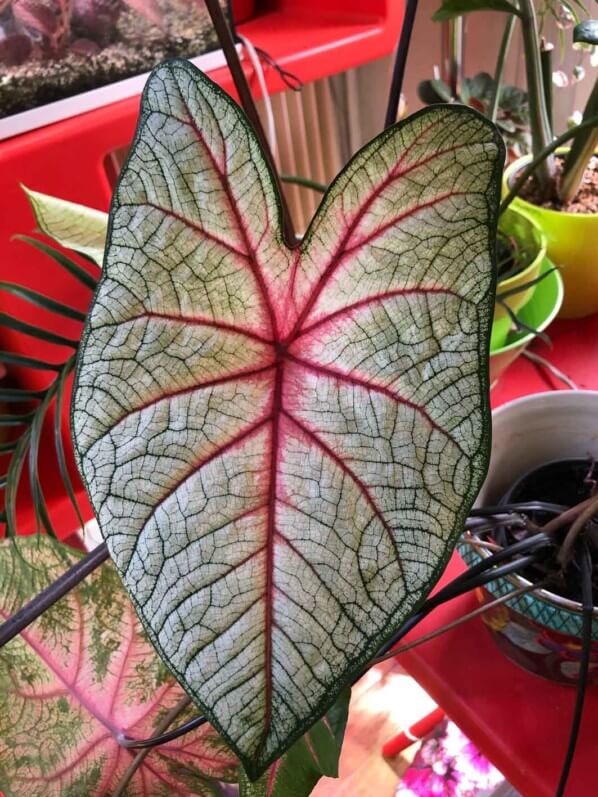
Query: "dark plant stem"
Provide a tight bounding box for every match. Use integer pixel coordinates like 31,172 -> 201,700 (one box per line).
497,297 -> 551,345
120,713 -> 207,749
120,536 -> 548,751
203,0 -> 296,246
500,114 -> 598,214
555,544 -> 593,797
280,174 -> 327,194
540,495 -> 597,537
113,696 -> 192,795
540,40 -> 553,133
384,0 -> 418,129
558,493 -> 598,567
488,15 -> 515,124
372,581 -> 544,665
560,77 -> 598,204
0,542 -> 109,648
375,536 -> 551,660
518,0 -> 554,196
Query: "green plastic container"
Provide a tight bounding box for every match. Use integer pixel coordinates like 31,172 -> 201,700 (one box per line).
489,257 -> 564,385
504,151 -> 598,319
491,207 -> 547,350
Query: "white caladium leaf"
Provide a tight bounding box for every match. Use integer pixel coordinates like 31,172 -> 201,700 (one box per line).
0,537 -> 238,796
72,60 -> 504,777
23,186 -> 108,265
239,689 -> 350,797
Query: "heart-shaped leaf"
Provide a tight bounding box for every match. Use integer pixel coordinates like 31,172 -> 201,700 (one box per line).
0,537 -> 238,796
239,689 -> 350,797
72,60 -> 504,777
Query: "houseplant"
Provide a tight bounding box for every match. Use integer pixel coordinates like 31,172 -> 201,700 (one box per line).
0,8 -> 596,797
461,390 -> 598,684
416,39 -> 555,356
434,0 -> 598,318
0,29 -> 514,795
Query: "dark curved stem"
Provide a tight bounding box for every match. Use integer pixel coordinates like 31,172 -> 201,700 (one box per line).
489,16 -> 515,124
555,544 -> 593,797
0,542 -> 109,648
384,0 -> 418,129
203,0 -> 296,246
500,114 -> 598,214
119,713 -> 208,749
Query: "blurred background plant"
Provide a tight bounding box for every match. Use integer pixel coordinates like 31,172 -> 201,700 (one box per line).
418,70 -> 531,160
0,0 -> 163,66
433,0 -> 598,208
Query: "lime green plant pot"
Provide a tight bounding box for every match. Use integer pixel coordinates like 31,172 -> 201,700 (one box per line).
504,151 -> 598,319
491,207 -> 546,350
490,257 -> 564,385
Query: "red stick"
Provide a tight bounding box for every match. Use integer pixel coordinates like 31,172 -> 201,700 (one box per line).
382,706 -> 445,757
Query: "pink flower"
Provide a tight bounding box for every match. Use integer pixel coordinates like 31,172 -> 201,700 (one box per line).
396,720 -> 504,797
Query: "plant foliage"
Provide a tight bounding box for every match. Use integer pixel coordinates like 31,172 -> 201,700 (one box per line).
0,536 -> 238,796
72,60 -> 504,776
239,690 -> 350,797
0,192 -> 103,539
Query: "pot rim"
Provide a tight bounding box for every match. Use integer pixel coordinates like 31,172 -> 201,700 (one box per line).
496,206 -> 547,293
492,388 -> 598,420
490,260 -> 563,355
504,149 -> 598,220
463,532 -> 598,618
471,389 -> 598,617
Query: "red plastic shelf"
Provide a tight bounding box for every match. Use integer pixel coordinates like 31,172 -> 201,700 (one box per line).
397,314 -> 598,797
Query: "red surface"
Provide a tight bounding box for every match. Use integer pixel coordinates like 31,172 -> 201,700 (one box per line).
0,0 -> 404,537
397,314 -> 598,797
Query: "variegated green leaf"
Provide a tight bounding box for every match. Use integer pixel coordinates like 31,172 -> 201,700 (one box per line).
23,186 -> 108,266
72,60 -> 503,777
239,689 -> 350,797
0,537 -> 238,796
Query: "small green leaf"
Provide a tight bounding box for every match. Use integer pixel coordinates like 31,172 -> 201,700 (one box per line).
433,0 -> 520,21
0,537 -> 239,795
574,20 -> 598,45
27,380 -> 59,536
14,236 -> 99,291
239,690 -> 350,797
53,359 -> 85,531
0,351 -> 63,372
2,429 -> 30,536
0,281 -> 87,322
0,311 -> 79,349
22,186 -> 108,267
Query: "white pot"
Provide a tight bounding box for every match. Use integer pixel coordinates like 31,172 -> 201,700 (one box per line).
477,390 -> 598,506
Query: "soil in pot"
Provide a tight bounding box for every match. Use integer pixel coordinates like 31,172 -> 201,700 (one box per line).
0,0 -> 229,118
495,456 -> 598,604
518,155 -> 598,215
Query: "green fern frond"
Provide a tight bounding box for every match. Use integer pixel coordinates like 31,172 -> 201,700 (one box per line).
1,213 -> 100,539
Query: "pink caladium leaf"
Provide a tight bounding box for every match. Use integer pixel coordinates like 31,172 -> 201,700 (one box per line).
72,59 -> 504,778
0,537 -> 238,796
